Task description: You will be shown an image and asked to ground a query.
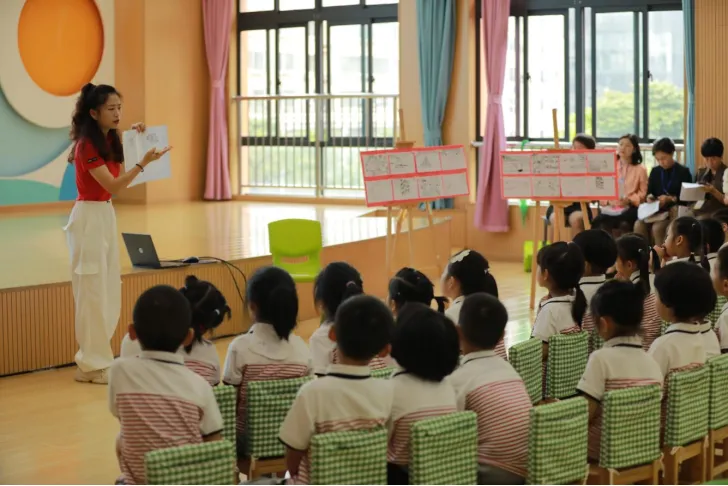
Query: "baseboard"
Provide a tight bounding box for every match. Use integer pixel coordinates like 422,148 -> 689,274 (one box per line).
234,194 -> 368,206
0,201 -> 75,215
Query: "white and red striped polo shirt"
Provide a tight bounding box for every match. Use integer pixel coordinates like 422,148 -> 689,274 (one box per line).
576,335 -> 663,459
279,364 -> 394,485
222,322 -> 311,434
717,302 -> 728,351
309,320 -> 391,376
120,333 -> 221,386
448,350 -> 531,478
626,272 -> 662,351
648,323 -> 707,377
387,371 -> 457,465
109,351 -> 224,485
445,295 -> 507,359
531,294 -> 581,343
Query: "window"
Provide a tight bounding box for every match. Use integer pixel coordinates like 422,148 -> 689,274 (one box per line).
476,1 -> 683,145
237,1 -> 399,197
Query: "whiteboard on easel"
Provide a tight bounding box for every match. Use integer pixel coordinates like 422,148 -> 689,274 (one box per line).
360,145 -> 470,207
499,149 -> 619,201
122,126 -> 172,187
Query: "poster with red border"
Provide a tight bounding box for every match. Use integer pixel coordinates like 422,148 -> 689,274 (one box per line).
360,145 -> 470,207
499,149 -> 619,201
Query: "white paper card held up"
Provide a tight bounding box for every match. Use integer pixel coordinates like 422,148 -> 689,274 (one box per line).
418,176 -> 443,199
502,177 -> 531,198
441,173 -> 469,197
680,182 -> 705,202
123,126 -> 172,187
388,152 -> 415,174
638,201 -> 660,220
532,154 -> 560,174
439,148 -> 467,171
362,154 -> 390,177
533,177 -> 561,198
393,178 -> 418,201
587,152 -> 616,173
502,154 -> 531,175
364,180 -> 392,204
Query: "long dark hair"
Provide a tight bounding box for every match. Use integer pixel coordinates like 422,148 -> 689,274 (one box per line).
616,233 -> 653,297
68,83 -> 124,164
537,242 -> 587,326
388,267 -> 447,313
670,216 -> 706,270
180,276 -> 231,353
619,134 -> 643,165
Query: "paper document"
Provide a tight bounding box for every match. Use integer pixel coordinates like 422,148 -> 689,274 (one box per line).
680,182 -> 705,202
638,201 -> 660,220
123,126 -> 172,187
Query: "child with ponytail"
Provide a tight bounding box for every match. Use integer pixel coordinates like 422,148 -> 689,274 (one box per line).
388,267 -> 447,315
654,216 -> 707,269
615,234 -> 661,350
222,266 -> 311,459
531,242 -> 587,363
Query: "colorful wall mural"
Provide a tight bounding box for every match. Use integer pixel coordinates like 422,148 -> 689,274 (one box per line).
0,0 -> 114,206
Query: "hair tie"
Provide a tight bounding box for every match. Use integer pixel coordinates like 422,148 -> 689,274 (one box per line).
346,281 -> 358,288
484,269 -> 489,275
450,249 -> 470,263
214,309 -> 221,316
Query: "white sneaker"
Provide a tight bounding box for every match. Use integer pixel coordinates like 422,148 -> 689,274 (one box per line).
74,367 -> 109,384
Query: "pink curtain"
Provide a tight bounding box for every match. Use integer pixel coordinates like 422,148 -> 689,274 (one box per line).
474,0 -> 510,231
202,0 -> 232,201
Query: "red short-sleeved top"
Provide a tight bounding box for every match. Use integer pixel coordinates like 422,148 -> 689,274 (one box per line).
74,136 -> 121,201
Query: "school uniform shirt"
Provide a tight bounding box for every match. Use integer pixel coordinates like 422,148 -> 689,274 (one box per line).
576,336 -> 663,460
448,350 -> 532,478
579,276 -> 607,341
700,322 -> 721,358
531,294 -> 580,342
708,252 -> 719,272
664,255 -> 699,266
447,295 -> 508,359
109,351 -> 224,485
717,302 -> 728,351
279,364 -> 394,485
387,371 -> 457,465
309,320 -> 391,375
648,323 -> 707,377
74,136 -> 121,202
120,333 -> 142,358
628,272 -> 662,351
222,323 -> 311,434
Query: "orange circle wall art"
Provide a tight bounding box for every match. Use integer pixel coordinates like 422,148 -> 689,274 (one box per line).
18,0 -> 104,97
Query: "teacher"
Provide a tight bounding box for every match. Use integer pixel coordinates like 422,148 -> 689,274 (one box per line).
65,83 -> 171,384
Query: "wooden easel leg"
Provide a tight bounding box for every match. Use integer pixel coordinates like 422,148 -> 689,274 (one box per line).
406,206 -> 414,267
553,204 -> 563,242
530,201 -> 541,309
426,204 -> 442,276
580,201 -> 591,230
391,208 -> 405,272
385,207 -> 393,276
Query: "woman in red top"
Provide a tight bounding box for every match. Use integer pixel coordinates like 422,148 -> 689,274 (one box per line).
65,83 -> 170,384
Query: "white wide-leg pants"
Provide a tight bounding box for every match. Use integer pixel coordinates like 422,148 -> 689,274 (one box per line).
64,201 -> 121,372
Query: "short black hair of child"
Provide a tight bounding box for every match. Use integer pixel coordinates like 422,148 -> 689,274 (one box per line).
458,293 -> 509,349
180,275 -> 231,352
572,229 -> 618,274
590,280 -> 644,331
391,303 -> 459,382
652,137 -> 676,156
701,137 -> 724,159
334,294 -> 393,361
445,249 -> 499,297
572,133 -> 596,150
701,218 -> 724,255
654,262 -> 717,322
133,285 -> 192,352
717,246 -> 728,280
247,266 -> 298,340
314,262 -> 363,321
389,267 -> 446,313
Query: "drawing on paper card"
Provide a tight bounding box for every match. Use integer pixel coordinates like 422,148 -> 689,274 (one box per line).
503,177 -> 531,198
502,154 -> 531,175
559,153 -> 588,173
440,148 -> 467,171
365,179 -> 393,204
560,177 -> 586,198
595,176 -> 604,190
587,152 -> 615,173
532,177 -> 561,198
362,154 -> 390,177
532,154 -> 560,174
393,178 -> 416,201
418,177 -> 443,199
389,152 -> 416,174
441,173 -> 469,197
415,152 -> 441,172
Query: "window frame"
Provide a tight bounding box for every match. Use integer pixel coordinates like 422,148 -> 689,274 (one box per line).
475,0 -> 683,145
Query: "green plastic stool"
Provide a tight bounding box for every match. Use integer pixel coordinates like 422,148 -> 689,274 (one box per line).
523,240 -> 548,273
268,219 -> 323,283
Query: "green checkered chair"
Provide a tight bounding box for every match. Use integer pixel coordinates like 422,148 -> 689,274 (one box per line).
508,338 -> 542,404
145,439 -> 236,485
709,296 -> 727,330
527,397 -> 589,485
370,367 -> 395,379
409,411 -> 478,485
589,329 -> 605,354
212,385 -> 236,444
245,376 -> 313,478
662,366 -> 710,484
708,355 -> 728,479
660,319 -> 670,336
310,427 -> 387,485
545,332 -> 589,400
588,385 -> 662,484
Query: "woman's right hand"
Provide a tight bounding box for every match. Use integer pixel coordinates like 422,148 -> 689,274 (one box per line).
141,146 -> 172,166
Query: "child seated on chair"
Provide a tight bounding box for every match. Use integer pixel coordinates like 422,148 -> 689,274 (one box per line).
649,262 -> 716,377
222,266 -> 311,461
576,280 -> 663,461
572,229 -> 618,344
121,275 -> 231,386
712,246 -> 728,353
449,293 -> 531,485
441,249 -> 505,358
279,295 -> 395,485
388,267 -> 447,315
386,303 -> 459,485
110,285 -> 223,485
531,242 -> 587,364
309,262 -> 391,375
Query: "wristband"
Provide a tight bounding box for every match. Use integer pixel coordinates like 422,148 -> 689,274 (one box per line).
136,163 -> 144,172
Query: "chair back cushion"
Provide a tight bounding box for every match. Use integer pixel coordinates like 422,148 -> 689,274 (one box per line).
212,385 -> 236,443
546,332 -> 589,399
145,440 -> 235,485
370,367 -> 395,379
310,427 -> 388,485
508,338 -> 542,404
665,366 -> 709,447
708,354 -> 728,430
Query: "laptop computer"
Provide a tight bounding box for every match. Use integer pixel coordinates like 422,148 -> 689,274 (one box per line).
122,233 -> 189,269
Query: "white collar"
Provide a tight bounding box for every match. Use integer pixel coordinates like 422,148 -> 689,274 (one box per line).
248,322 -> 296,360
579,275 -> 607,285
451,296 -> 464,305
323,363 -> 371,378
629,271 -> 641,283
707,252 -> 718,261
539,294 -> 574,309
665,322 -> 702,334
461,350 -> 497,365
603,335 -> 643,348
665,256 -> 695,265
140,350 -> 185,364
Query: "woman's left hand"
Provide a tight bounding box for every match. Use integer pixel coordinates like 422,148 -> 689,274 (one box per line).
131,122 -> 146,133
